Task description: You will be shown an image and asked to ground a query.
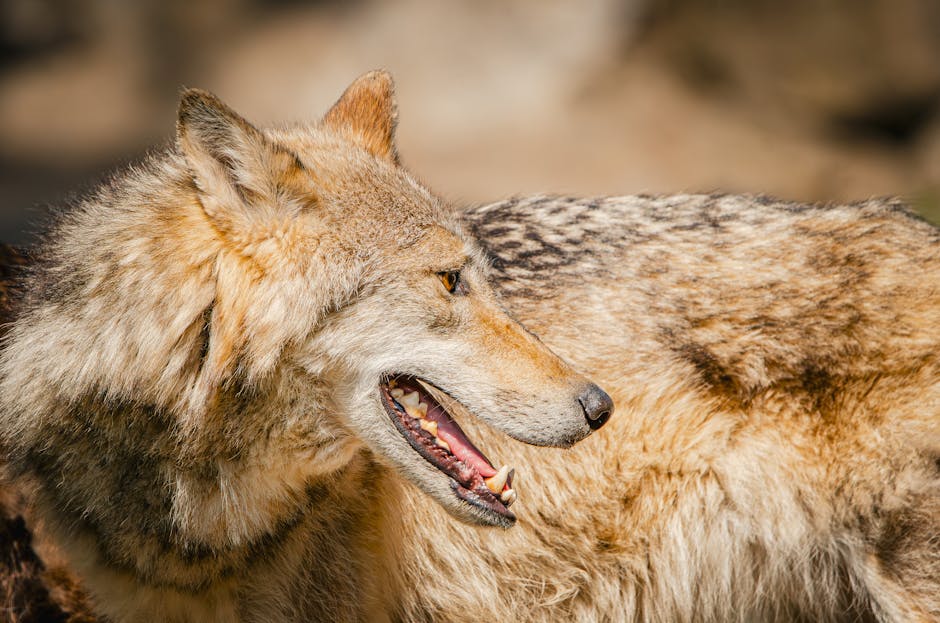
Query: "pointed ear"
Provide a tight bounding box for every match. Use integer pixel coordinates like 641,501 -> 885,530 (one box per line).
177,89 -> 291,233
323,70 -> 398,163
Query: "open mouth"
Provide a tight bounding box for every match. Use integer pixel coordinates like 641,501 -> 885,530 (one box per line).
379,374 -> 517,524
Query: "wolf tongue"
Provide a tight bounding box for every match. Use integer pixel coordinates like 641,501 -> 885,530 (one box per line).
424,403 -> 497,478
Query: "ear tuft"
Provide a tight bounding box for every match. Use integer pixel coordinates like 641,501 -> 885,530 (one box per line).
177,88 -> 285,234
177,88 -> 265,180
178,88 -> 238,134
323,70 -> 399,163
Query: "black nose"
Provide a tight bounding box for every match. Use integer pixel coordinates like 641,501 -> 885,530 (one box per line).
578,384 -> 613,430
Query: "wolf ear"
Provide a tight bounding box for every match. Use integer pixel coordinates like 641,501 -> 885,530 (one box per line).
323,70 -> 398,163
177,89 -> 295,232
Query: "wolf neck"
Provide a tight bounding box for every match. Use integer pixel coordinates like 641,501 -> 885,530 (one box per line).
169,370 -> 365,548
35,369 -> 357,554
0,154 -> 381,617
19,352 -> 386,622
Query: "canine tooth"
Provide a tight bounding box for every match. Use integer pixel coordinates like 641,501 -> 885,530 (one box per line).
484,465 -> 511,494
500,488 -> 517,506
400,391 -> 420,409
435,438 -> 450,451
419,419 -> 438,436
390,388 -> 404,398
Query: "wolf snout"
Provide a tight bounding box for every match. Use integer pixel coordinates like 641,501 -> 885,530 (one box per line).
578,383 -> 613,430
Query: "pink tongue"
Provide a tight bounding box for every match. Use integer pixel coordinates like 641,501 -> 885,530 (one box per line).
425,403 -> 497,478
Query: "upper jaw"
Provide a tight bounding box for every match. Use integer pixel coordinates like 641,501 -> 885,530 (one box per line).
378,374 -> 518,528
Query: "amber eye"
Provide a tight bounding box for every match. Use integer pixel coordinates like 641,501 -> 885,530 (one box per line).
438,270 -> 462,294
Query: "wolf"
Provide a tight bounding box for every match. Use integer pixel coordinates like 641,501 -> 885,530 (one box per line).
0,71 -> 938,622
393,192 -> 940,622
0,72 -> 611,622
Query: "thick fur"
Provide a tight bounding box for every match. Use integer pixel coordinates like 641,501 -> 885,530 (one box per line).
0,73 -> 938,621
0,73 -> 601,622
384,194 -> 940,622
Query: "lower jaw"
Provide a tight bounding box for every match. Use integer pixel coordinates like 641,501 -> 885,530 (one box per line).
379,378 -> 516,526
450,480 -> 516,527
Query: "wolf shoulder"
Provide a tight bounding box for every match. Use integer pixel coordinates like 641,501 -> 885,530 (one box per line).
463,193 -> 938,278
462,193 -> 940,399
463,193 -> 938,304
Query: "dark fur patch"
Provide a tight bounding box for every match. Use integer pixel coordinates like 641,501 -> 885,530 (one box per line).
677,342 -> 739,396
196,301 -> 213,373
0,487 -> 98,622
0,510 -> 69,622
466,196 -> 620,301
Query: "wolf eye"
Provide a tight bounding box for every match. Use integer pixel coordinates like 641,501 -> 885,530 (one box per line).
438,270 -> 463,294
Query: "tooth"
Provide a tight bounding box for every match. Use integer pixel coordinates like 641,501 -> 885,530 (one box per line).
500,488 -> 517,506
404,402 -> 429,420
435,438 -> 450,451
419,419 -> 438,436
485,465 -> 511,494
400,391 -> 419,409
390,388 -> 404,398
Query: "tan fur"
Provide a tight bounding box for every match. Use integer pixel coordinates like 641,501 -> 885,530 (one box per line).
383,194 -> 939,622
0,73 -> 937,622
0,72 -> 602,622
322,71 -> 399,164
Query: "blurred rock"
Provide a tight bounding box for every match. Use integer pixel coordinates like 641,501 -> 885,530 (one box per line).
634,0 -> 940,144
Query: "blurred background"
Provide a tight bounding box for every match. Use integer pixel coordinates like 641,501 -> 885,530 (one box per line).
0,0 -> 938,243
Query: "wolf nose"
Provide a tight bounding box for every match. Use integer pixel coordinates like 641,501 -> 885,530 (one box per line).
578,384 -> 613,430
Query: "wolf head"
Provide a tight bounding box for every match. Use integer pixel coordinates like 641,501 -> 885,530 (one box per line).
2,72 -> 611,529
